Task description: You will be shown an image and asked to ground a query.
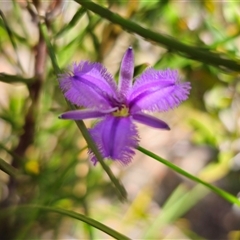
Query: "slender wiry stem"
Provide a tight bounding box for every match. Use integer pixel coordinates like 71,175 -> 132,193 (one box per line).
40,22 -> 127,201
75,0 -> 240,72
138,146 -> 240,206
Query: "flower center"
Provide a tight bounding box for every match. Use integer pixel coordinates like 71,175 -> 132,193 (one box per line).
112,105 -> 129,117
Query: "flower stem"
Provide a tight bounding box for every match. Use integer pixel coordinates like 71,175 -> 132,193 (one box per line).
74,119 -> 127,201
40,21 -> 127,201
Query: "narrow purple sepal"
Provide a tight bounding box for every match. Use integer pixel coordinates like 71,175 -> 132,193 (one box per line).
118,47 -> 134,97
89,115 -> 139,164
129,68 -> 191,113
59,61 -> 118,109
59,109 -> 114,120
132,112 -> 170,130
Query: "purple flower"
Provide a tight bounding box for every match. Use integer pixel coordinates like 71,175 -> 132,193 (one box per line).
59,47 -> 191,164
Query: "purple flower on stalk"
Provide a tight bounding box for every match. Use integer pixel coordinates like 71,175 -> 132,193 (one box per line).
59,47 -> 191,164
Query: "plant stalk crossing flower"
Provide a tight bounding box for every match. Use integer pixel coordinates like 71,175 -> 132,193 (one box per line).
59,47 -> 191,164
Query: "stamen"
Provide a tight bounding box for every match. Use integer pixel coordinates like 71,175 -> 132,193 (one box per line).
112,105 -> 129,117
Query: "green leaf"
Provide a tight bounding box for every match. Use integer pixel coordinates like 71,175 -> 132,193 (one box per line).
0,10 -> 25,73
138,146 -> 240,206
39,22 -> 61,75
144,184 -> 208,238
55,7 -> 86,38
10,205 -> 131,240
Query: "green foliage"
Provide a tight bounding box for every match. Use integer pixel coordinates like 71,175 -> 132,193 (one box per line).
0,0 -> 240,239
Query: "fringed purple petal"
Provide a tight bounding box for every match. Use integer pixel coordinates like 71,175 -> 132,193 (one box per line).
59,108 -> 117,120
132,112 -> 170,130
59,61 -> 118,109
89,115 -> 139,164
129,68 -> 191,113
118,47 -> 134,97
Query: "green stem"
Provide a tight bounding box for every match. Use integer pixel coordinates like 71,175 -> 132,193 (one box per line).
40,21 -> 127,201
75,0 -> 240,72
0,158 -> 21,177
39,22 -> 60,74
74,119 -> 127,200
0,73 -> 34,85
55,7 -> 86,38
138,146 -> 240,206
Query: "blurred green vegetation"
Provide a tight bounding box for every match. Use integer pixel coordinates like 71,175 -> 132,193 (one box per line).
0,0 -> 240,239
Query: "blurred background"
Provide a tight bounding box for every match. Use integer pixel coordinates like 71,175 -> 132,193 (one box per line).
0,0 -> 240,239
